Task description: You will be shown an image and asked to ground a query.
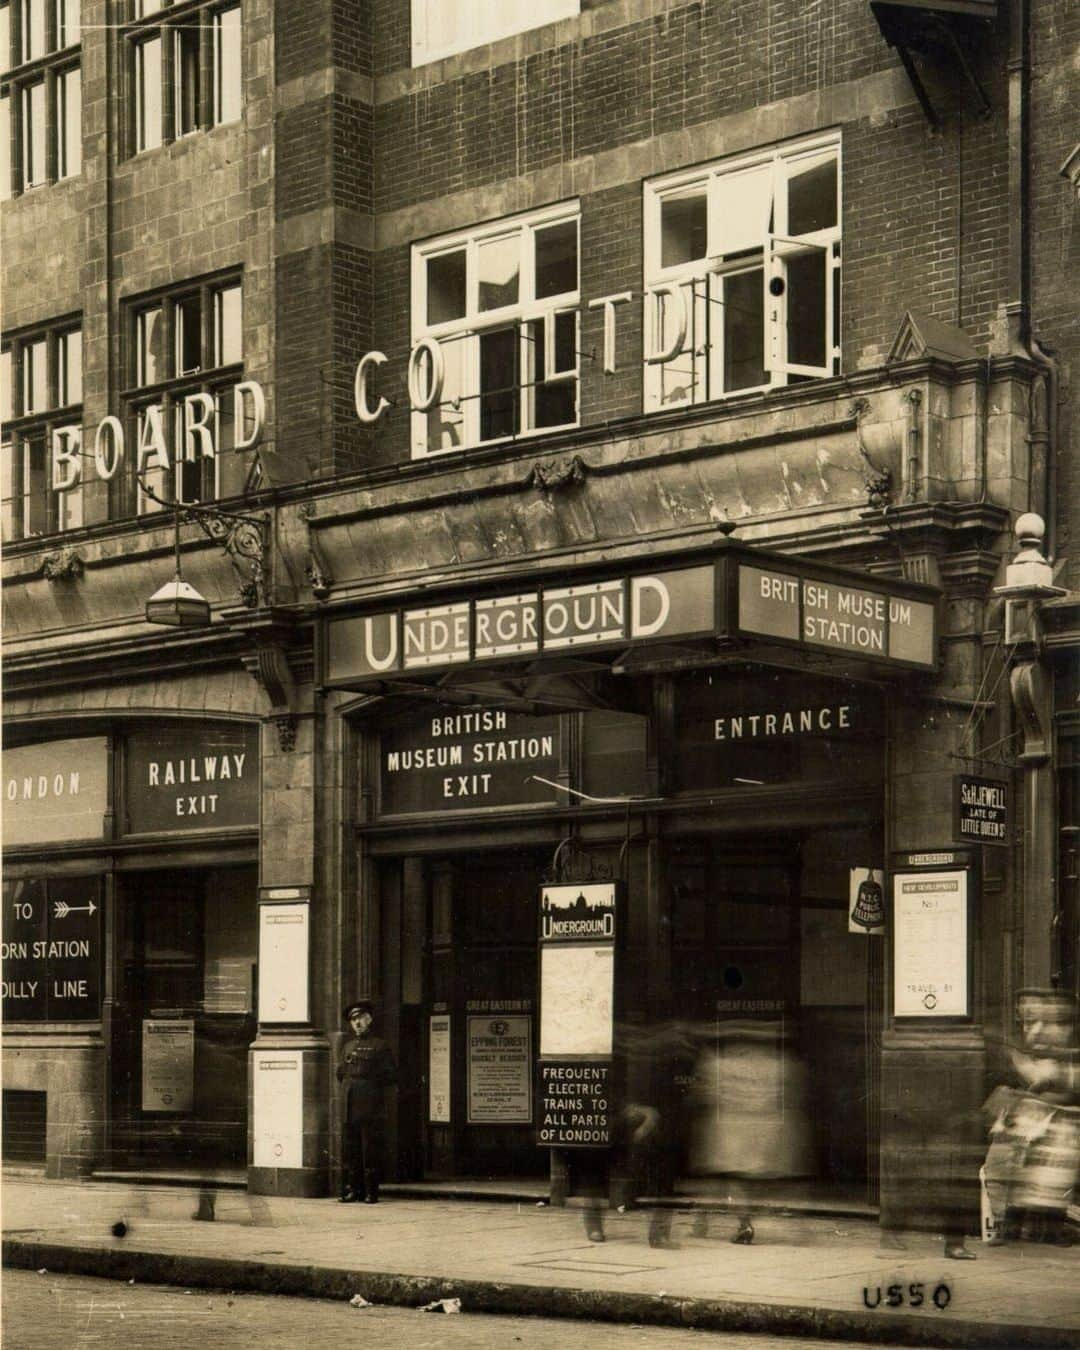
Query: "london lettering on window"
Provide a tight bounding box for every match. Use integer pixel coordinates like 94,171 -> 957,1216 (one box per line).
410,202 -> 580,458
643,135 -> 841,410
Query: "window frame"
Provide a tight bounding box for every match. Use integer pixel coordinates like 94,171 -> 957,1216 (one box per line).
643,134 -> 842,413
126,0 -> 242,157
410,0 -> 580,67
123,272 -> 245,515
410,201 -> 581,460
1,316 -> 83,542
0,0 -> 82,194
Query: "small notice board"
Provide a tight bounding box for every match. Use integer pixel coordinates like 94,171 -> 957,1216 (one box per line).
892,850 -> 973,1019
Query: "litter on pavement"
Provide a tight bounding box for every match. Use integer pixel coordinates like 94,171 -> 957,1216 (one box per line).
419,1297 -> 462,1314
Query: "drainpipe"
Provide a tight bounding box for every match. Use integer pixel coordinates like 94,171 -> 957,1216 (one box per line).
1001,0 -> 1063,997
1005,0 -> 1057,547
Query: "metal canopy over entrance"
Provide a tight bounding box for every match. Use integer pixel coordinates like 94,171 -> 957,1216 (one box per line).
321,538 -> 939,713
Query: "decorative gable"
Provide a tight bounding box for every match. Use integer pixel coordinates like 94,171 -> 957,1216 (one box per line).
887,311 -> 979,365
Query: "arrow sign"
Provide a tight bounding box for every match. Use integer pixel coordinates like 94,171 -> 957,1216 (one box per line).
53,900 -> 97,918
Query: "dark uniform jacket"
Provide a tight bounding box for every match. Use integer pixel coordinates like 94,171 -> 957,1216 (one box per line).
337,1035 -> 397,1122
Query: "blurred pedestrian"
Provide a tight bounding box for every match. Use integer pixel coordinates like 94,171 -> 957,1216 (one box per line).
982,988 -> 1080,1246
337,1000 -> 397,1204
687,1017 -> 814,1244
583,1018 -> 681,1248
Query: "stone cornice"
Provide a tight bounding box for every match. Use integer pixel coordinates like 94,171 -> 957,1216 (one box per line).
2,355 -> 1038,583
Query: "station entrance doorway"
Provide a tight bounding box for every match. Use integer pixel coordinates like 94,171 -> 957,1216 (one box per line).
667,833 -> 884,1210
380,847 -> 549,1183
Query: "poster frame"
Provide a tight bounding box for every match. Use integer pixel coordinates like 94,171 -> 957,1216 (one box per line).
890,848 -> 977,1024
466,1013 -> 533,1125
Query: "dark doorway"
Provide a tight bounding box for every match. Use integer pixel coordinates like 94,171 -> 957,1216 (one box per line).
111,865 -> 256,1169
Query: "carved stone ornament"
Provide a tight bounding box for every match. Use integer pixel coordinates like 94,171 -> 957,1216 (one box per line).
850,397 -> 893,510
530,454 -> 587,494
1009,661 -> 1052,766
274,714 -> 298,753
41,548 -> 85,581
300,502 -> 334,599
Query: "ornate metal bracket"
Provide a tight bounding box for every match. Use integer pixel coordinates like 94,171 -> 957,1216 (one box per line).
530,453 -> 587,495
137,475 -> 269,608
544,834 -> 613,884
189,507 -> 269,608
41,547 -> 85,581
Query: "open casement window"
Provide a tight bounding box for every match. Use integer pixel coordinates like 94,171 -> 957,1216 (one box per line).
411,206 -> 580,458
644,139 -> 840,412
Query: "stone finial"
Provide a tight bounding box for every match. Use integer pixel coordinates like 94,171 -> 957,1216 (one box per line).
996,513 -> 1066,599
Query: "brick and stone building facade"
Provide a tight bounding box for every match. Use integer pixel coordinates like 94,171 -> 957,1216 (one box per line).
2,0 -> 1077,1230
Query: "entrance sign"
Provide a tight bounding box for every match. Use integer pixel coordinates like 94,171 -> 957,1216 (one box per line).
3,737 -> 109,847
467,1015 -> 532,1123
954,775 -> 1009,846
380,710 -> 561,814
258,891 -> 310,1023
429,1014 -> 451,1122
737,563 -> 936,669
893,859 -> 970,1017
141,1018 -> 195,1111
325,544 -> 937,688
125,723 -> 259,834
253,1051 -> 303,1168
849,868 -> 886,934
1,877 -> 103,1022
670,670 -> 882,792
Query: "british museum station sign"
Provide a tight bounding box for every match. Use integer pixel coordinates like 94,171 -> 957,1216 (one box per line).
326,543 -> 939,687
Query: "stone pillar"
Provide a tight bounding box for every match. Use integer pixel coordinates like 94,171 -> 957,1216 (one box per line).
249,706 -> 330,1196
878,654 -> 986,1234
996,514 -> 1067,988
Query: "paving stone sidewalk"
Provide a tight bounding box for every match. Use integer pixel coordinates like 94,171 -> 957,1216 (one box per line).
3,1176 -> 1078,1347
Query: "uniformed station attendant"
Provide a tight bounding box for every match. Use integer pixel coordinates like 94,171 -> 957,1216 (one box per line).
337,1000 -> 397,1204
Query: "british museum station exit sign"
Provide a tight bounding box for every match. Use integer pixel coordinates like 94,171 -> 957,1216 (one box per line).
326,544 -> 938,685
